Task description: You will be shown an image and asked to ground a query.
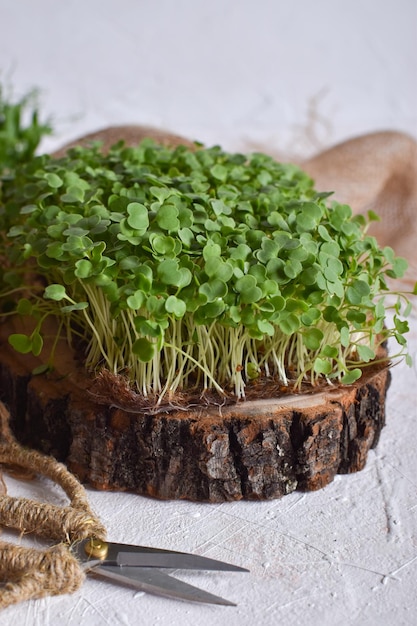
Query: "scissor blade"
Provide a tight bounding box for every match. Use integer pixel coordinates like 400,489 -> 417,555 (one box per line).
116,550 -> 248,572
74,539 -> 248,573
93,565 -> 236,606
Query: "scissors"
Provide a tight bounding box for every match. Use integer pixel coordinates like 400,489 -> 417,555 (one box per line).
0,418 -> 248,608
71,536 -> 248,606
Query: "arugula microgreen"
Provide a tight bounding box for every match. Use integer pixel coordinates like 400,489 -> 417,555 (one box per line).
0,139 -> 414,402
0,83 -> 52,173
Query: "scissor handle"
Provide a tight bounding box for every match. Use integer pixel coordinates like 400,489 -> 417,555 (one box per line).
0,401 -> 105,610
1,438 -> 91,510
0,437 -> 106,542
0,495 -> 101,542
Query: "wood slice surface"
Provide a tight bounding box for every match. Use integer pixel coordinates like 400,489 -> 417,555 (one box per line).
0,318 -> 390,502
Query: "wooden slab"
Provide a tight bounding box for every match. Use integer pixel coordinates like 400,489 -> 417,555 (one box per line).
0,317 -> 390,502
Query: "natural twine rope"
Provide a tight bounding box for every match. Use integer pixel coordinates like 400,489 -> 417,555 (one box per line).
0,401 -> 106,610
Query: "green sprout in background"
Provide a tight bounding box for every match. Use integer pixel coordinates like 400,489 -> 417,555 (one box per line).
0,82 -> 52,172
0,130 -> 415,405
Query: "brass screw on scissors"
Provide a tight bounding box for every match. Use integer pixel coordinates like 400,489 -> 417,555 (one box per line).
84,538 -> 109,560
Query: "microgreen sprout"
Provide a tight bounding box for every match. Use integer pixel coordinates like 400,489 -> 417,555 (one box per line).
0,83 -> 52,172
0,139 -> 414,403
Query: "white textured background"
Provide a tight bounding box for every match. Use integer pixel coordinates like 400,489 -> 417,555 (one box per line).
0,1 -> 417,625
1,0 -> 416,155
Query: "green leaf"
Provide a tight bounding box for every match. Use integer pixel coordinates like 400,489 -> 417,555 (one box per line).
257,319 -> 275,336
256,238 -> 280,263
367,209 -> 380,222
45,173 -> 64,188
320,241 -> 340,258
318,225 -> 332,242
178,227 -> 194,247
230,243 -> 251,261
45,241 -> 64,260
313,357 -> 332,375
119,255 -> 140,270
346,279 -> 370,305
16,298 -> 33,315
157,259 -> 182,285
301,308 -> 321,326
320,345 -> 338,359
132,338 -> 155,362
329,203 -> 352,229
296,203 -> 322,231
284,259 -> 302,279
135,265 -> 153,291
196,300 -> 226,319
341,369 -> 362,385
126,291 -> 145,310
32,364 -> 52,376
356,344 -> 375,362
235,275 -> 262,303
31,332 -> 43,356
8,333 -> 33,354
149,186 -> 174,203
278,312 -> 300,335
269,295 -> 286,312
60,302 -> 89,312
303,328 -> 324,350
75,259 -> 94,278
156,204 -> 180,231
60,185 -> 85,203
211,199 -> 232,216
16,204 -> 38,216
210,164 -> 228,181
205,257 -> 234,282
383,246 -> 395,264
126,202 -> 149,230
150,234 -> 177,256
261,279 -> 279,297
134,317 -> 163,338
165,295 -> 187,318
203,240 -> 222,261
326,279 -> 344,299
199,279 -> 228,302
246,362 -> 260,379
394,316 -> 409,334
44,284 -> 67,301
177,267 -> 193,289
387,256 -> 408,278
